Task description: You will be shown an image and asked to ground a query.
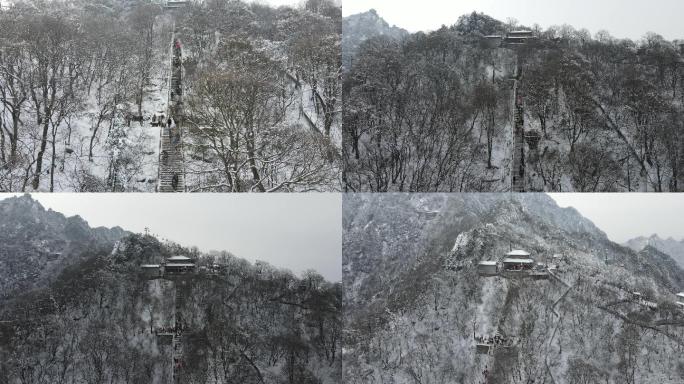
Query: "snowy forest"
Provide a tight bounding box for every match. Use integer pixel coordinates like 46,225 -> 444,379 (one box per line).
0,0 -> 341,192
342,11 -> 684,192
343,193 -> 684,383
0,195 -> 342,383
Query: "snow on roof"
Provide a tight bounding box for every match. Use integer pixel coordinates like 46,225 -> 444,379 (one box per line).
507,250 -> 530,257
677,292 -> 684,298
165,263 -> 195,267
503,258 -> 535,264
141,264 -> 160,268
167,255 -> 192,261
479,261 -> 498,266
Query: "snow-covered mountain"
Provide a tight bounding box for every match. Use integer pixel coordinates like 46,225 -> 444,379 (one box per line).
342,9 -> 408,68
624,234 -> 684,269
0,195 -> 341,384
0,194 -> 129,295
342,9 -> 684,192
343,193 -> 684,383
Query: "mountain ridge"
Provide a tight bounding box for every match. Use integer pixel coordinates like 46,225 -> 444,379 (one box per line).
0,194 -> 131,295
343,193 -> 684,383
342,9 -> 409,68
624,233 -> 684,269
0,194 -> 342,383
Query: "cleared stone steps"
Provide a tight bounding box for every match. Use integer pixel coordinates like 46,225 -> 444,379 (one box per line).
159,130 -> 184,192
511,100 -> 525,192
158,34 -> 185,193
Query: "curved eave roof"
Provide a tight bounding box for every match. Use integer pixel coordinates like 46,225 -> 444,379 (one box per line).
503,258 -> 534,264
507,250 -> 531,256
166,263 -> 195,267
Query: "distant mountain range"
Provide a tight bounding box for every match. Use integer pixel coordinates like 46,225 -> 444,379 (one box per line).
342,9 -> 408,68
342,9 -> 512,69
624,234 -> 684,269
0,194 -> 129,295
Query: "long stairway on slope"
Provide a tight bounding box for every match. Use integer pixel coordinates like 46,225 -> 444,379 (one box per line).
172,282 -> 188,383
159,130 -> 184,192
511,97 -> 525,192
158,33 -> 185,192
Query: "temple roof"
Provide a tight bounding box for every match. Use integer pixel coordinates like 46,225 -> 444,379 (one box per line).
503,258 -> 534,264
506,250 -> 531,257
166,263 -> 195,267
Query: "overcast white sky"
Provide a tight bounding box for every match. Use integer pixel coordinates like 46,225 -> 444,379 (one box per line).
5,191 -> 683,279
549,193 -> 684,243
343,0 -> 684,41
252,0 -> 303,6
252,0 -> 341,7
2,193 -> 341,281
0,0 -> 340,9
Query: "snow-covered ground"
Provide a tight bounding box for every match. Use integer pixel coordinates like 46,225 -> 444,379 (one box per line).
29,22 -> 175,192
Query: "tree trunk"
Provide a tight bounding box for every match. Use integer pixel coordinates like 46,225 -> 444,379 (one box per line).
0,112 -> 5,164
11,107 -> 21,161
89,113 -> 106,161
50,128 -> 56,192
246,132 -> 265,192
32,119 -> 50,190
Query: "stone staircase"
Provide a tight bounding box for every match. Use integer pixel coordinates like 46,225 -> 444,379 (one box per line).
172,332 -> 184,383
172,284 -> 187,383
158,33 -> 185,193
174,284 -> 185,313
158,130 -> 184,192
511,89 -> 526,192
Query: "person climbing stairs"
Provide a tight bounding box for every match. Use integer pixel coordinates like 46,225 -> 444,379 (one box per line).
158,33 -> 185,192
